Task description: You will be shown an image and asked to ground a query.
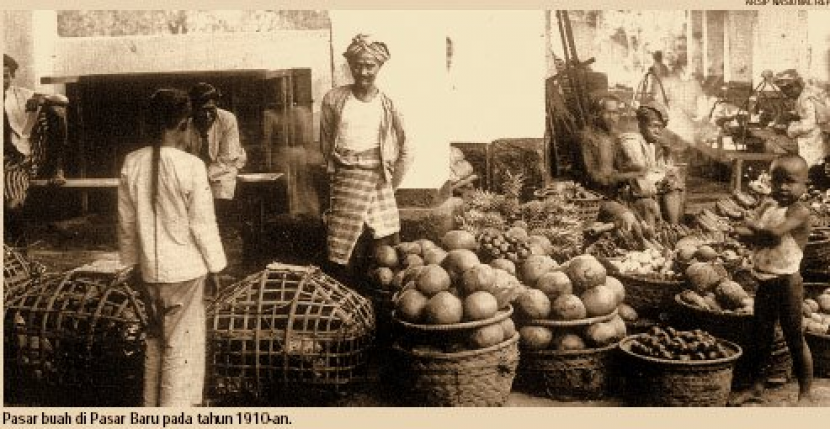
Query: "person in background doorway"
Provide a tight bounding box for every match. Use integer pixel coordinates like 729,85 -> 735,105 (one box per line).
185,82 -> 247,232
650,51 -> 670,79
774,69 -> 830,176
646,51 -> 671,104
4,53 -> 69,246
118,88 -> 226,407
320,34 -> 412,283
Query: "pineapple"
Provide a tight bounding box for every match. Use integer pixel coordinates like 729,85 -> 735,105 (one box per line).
464,189 -> 500,213
501,170 -> 525,200
498,170 -> 525,219
482,211 -> 507,230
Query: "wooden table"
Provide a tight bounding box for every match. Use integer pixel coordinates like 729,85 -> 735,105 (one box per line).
29,174 -> 285,229
236,173 -> 285,236
720,151 -> 778,192
29,178 -> 119,214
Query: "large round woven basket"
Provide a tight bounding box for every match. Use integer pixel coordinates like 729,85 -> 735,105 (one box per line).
672,295 -> 792,387
3,245 -> 46,304
803,228 -> 830,271
207,263 -> 376,402
618,334 -> 742,407
389,333 -> 520,407
517,342 -> 618,400
615,272 -> 685,317
806,332 -> 830,378
3,262 -> 146,406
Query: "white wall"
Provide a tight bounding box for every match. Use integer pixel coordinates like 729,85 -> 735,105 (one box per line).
446,11 -> 547,143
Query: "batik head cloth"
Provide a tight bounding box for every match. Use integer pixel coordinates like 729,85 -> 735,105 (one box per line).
343,34 -> 390,64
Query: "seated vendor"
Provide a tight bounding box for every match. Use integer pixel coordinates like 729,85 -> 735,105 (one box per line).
617,101 -> 685,225
4,53 -> 69,246
577,94 -> 648,239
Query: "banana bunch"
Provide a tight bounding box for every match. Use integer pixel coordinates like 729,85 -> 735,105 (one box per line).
715,198 -> 747,220
649,221 -> 695,249
695,208 -> 733,234
732,190 -> 758,209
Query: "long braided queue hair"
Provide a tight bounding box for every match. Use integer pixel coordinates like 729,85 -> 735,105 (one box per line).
146,89 -> 191,212
145,90 -> 191,277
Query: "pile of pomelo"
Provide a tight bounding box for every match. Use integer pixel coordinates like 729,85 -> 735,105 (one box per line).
512,254 -> 637,351
803,286 -> 830,336
389,230 -> 526,352
368,237 -> 450,294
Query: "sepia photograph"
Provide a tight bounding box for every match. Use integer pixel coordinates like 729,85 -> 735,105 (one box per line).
2,7 -> 830,414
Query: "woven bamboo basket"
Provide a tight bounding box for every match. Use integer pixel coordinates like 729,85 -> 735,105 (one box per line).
367,287 -> 397,346
206,263 -> 375,402
806,332 -> 830,378
388,333 -> 520,407
3,261 -> 146,406
619,334 -> 742,407
517,342 -> 618,400
568,195 -> 604,225
803,228 -> 830,271
672,295 -> 792,387
3,245 -> 46,303
804,282 -> 830,378
615,272 -> 685,317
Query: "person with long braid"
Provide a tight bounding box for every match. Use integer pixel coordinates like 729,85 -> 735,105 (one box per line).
118,89 -> 226,407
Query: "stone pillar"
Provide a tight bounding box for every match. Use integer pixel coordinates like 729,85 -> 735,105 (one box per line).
31,10 -> 61,94
703,10 -> 725,79
686,11 -> 704,79
3,11 -> 36,89
725,11 -> 755,84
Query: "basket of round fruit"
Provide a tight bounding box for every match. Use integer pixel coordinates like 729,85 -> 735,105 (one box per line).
673,239 -> 748,277
673,285 -> 792,387
608,249 -> 685,317
511,254 -> 628,400
387,246 -> 524,407
618,327 -> 743,407
366,238 -> 451,344
803,227 -> 830,272
803,283 -> 830,378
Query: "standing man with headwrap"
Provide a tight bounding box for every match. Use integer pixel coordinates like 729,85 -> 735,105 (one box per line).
320,34 -> 412,281
774,69 -> 830,174
184,82 -> 247,232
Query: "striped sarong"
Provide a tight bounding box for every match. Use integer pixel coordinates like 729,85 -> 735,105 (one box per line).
3,159 -> 32,208
4,110 -> 49,207
327,149 -> 400,265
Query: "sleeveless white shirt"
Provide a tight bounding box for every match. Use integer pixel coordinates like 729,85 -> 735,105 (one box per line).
335,93 -> 383,152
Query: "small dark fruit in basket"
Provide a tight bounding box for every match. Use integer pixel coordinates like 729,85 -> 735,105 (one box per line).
631,327 -> 734,361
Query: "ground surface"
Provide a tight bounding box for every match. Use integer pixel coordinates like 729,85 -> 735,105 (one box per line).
7,174 -> 830,407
